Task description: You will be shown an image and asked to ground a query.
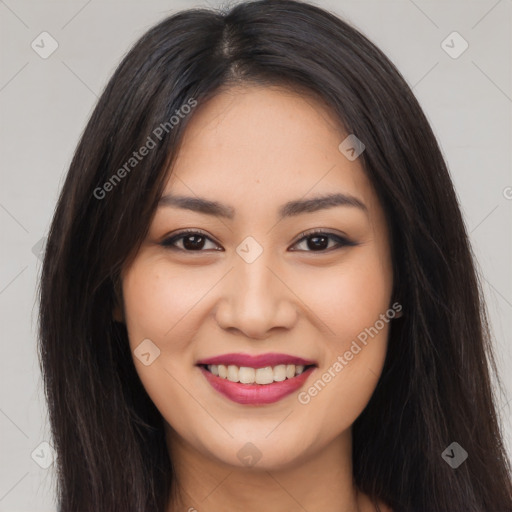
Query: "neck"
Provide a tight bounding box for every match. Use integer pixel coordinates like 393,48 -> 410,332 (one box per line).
165,425 -> 370,512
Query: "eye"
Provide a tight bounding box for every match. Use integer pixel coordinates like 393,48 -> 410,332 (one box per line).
160,229 -> 222,252
290,229 -> 357,252
160,228 -> 356,253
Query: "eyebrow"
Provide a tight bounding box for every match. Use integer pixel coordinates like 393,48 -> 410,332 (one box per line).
158,192 -> 368,220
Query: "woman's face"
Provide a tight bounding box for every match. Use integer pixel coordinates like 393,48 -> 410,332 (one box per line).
119,85 -> 394,470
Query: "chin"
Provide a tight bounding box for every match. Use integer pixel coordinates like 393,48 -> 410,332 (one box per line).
200,432 -> 315,472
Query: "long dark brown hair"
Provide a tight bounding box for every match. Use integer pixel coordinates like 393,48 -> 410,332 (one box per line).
37,1 -> 512,510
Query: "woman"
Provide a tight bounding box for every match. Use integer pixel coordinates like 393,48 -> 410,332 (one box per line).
37,0 -> 512,510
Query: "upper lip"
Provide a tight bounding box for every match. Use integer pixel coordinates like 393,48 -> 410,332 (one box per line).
196,352 -> 317,368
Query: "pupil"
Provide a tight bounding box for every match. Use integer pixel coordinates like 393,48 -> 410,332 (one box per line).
180,234 -> 328,251
183,235 -> 205,250
308,235 -> 328,251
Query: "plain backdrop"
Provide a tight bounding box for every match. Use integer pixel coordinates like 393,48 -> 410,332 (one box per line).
0,0 -> 511,510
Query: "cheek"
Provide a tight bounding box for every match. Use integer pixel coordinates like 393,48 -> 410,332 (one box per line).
294,248 -> 392,428
301,246 -> 393,346
121,257 -> 197,384
120,240 -> 393,444
122,256 -> 208,346
120,258 -> 214,438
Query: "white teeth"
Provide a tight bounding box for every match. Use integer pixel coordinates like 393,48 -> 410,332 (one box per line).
273,364 -> 287,382
255,366 -> 274,385
227,365 -> 239,382
238,366 -> 255,384
218,364 -> 227,378
206,363 -> 311,384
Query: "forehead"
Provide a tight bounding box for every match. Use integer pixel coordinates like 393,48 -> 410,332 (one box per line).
164,85 -> 379,220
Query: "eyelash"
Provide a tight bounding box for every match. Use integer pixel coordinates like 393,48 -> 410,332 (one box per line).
160,228 -> 356,253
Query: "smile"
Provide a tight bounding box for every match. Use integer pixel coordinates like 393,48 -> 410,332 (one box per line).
204,363 -> 310,384
196,353 -> 317,405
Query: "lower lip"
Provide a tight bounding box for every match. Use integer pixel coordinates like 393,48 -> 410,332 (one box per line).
198,365 -> 316,405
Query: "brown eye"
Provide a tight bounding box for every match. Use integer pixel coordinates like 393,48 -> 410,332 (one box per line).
160,229 -> 356,253
290,230 -> 357,252
161,230 -> 222,252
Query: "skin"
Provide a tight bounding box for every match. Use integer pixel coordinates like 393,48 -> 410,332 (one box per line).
116,85 -> 395,512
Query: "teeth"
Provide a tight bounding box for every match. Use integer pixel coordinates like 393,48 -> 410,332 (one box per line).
273,364 -> 287,382
239,366 -> 256,383
227,365 -> 239,382
206,363 -> 310,384
255,366 -> 274,384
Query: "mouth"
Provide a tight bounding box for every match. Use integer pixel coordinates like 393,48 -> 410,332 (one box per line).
199,362 -> 316,384
196,353 -> 317,405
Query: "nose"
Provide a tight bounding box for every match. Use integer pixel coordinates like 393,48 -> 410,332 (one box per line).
214,249 -> 298,340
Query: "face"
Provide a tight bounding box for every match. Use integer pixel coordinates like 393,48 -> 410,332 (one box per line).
119,85 -> 394,470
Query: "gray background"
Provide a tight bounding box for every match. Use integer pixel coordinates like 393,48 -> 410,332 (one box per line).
0,0 -> 511,510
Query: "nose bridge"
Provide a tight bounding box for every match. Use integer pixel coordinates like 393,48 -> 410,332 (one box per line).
215,237 -> 296,338
233,240 -> 280,311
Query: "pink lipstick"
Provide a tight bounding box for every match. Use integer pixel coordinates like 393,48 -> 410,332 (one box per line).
196,352 -> 317,405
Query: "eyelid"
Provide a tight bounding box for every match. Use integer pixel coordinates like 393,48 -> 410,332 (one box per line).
291,228 -> 353,246
160,228 -> 222,250
289,228 -> 356,252
160,227 -> 356,252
